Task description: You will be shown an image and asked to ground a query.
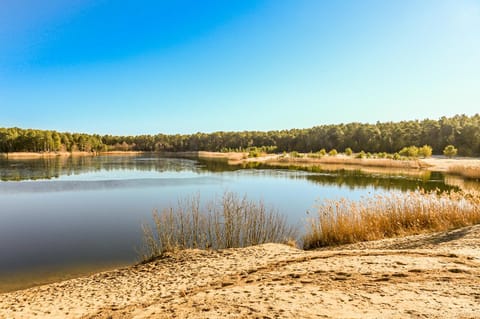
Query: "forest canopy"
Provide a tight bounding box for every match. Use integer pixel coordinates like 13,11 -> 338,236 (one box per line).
1,114 -> 479,156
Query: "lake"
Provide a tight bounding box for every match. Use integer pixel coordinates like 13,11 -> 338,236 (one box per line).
0,154 -> 467,291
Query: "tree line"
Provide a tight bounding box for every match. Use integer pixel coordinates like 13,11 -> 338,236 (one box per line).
1,114 -> 479,156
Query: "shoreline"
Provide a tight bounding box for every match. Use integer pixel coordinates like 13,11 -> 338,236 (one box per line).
1,225 -> 479,318
0,151 -> 147,159
2,150 -> 479,175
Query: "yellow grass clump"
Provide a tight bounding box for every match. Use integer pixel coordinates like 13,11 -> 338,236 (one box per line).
303,190 -> 480,249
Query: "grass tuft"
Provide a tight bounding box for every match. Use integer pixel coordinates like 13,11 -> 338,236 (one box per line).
139,192 -> 297,261
303,190 -> 480,249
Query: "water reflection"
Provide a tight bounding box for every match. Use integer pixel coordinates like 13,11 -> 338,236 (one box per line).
0,155 -> 469,192
197,159 -> 461,192
0,156 -> 200,182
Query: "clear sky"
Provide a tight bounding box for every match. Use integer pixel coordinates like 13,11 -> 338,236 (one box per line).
1,0 -> 479,135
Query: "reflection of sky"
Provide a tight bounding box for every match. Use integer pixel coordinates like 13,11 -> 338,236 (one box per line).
56,169 -> 200,181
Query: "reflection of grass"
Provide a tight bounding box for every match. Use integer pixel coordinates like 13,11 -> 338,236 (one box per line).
303,190 -> 480,249
449,165 -> 480,180
140,192 -> 297,261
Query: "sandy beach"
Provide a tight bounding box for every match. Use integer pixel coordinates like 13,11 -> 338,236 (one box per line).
1,224 -> 479,319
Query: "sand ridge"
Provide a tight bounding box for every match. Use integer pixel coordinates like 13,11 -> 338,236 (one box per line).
1,226 -> 480,318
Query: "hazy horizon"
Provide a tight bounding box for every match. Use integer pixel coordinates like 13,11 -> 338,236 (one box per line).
1,0 -> 479,135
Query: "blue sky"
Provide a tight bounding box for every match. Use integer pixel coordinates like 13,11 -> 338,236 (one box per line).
1,0 -> 479,135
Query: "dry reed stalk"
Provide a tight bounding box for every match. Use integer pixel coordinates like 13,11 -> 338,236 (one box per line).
449,165 -> 480,180
303,190 -> 480,249
140,192 -> 297,261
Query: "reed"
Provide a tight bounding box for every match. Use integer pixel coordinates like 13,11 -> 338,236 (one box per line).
303,190 -> 480,249
449,165 -> 480,180
140,192 -> 297,261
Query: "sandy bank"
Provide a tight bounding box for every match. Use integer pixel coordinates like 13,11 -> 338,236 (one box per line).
1,225 -> 479,319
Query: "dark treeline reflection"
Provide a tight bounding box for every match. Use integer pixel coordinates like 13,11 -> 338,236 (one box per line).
198,160 -> 459,192
0,156 -> 200,182
0,156 -> 468,192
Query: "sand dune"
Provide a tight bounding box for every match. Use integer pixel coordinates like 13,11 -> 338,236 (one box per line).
1,225 -> 480,318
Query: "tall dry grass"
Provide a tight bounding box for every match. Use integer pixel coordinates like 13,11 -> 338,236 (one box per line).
303,190 -> 480,249
449,165 -> 480,180
140,192 -> 297,261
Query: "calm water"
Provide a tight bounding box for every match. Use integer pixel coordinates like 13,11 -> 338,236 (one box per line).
0,155 -> 467,290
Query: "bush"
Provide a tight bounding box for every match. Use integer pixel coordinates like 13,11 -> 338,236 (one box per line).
344,147 -> 353,156
328,149 -> 338,156
398,146 -> 419,158
418,145 -> 433,158
356,151 -> 366,159
443,145 -> 458,158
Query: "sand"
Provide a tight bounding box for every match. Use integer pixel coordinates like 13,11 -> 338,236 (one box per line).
1,225 -> 479,319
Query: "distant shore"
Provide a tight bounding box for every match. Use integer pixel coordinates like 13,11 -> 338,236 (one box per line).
0,151 -> 147,159
190,151 -> 480,175
2,151 -> 479,175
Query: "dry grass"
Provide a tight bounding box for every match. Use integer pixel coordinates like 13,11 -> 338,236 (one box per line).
303,190 -> 480,249
449,165 -> 480,180
274,155 -> 428,169
140,192 -> 297,261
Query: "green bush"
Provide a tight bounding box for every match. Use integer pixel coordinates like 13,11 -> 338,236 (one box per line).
356,151 -> 366,159
398,146 -> 419,158
443,145 -> 458,158
418,145 -> 433,158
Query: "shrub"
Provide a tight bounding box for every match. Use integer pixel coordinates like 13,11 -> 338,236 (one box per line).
344,147 -> 353,156
328,149 -> 338,156
418,145 -> 433,158
356,151 -> 366,159
399,146 -> 419,158
443,145 -> 458,158
318,149 -> 327,156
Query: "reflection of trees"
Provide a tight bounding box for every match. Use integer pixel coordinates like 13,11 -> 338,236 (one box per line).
305,172 -> 458,192
0,156 -> 469,193
0,156 -> 199,182
197,160 -> 460,192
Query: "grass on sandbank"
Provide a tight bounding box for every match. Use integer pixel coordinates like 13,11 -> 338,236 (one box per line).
303,190 -> 480,249
140,192 -> 297,261
449,165 -> 480,180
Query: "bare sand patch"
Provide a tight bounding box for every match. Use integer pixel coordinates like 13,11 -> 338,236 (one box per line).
1,225 -> 479,319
